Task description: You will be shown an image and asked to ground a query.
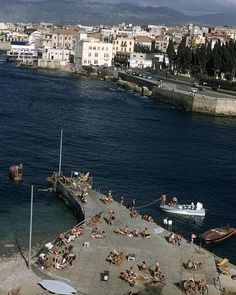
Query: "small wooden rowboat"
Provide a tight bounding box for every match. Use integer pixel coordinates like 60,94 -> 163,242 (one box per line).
202,226 -> 236,244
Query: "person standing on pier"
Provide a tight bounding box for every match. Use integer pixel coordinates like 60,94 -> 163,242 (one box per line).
132,198 -> 136,207
120,195 -> 124,206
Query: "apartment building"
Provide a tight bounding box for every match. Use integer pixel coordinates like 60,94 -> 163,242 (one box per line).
52,28 -> 79,50
112,35 -> 134,55
75,39 -> 113,67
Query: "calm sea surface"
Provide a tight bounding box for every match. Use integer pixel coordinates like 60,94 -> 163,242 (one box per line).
0,62 -> 236,262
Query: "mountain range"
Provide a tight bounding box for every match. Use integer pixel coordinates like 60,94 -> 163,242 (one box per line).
0,0 -> 236,27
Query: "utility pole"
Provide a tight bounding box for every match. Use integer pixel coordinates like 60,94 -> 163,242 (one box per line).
28,185 -> 34,270
58,129 -> 63,176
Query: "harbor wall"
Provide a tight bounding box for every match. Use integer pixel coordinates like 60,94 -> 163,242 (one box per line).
56,180 -> 85,221
118,71 -> 236,116
152,86 -> 194,111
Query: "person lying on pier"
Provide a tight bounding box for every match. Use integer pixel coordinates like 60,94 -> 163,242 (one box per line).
59,232 -> 69,246
42,257 -> 53,270
196,278 -> 207,294
51,244 -> 60,255
114,225 -> 129,236
67,251 -> 77,267
71,226 -> 84,237
183,260 -> 203,271
138,261 -> 149,273
141,227 -> 151,238
106,250 -> 125,266
142,213 -> 154,222
88,212 -> 103,226
118,271 -> 136,286
100,193 -> 113,204
91,227 -> 106,238
129,229 -> 140,238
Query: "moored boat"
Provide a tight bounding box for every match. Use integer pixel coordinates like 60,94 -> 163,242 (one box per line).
9,163 -> 23,182
202,226 -> 236,244
159,194 -> 206,216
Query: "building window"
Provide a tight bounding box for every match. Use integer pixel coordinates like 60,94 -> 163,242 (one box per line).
93,46 -> 96,50
116,41 -> 119,44
89,46 -> 92,50
84,59 -> 87,64
94,53 -> 98,57
106,47 -> 108,51
104,53 -> 109,58
94,59 -> 98,64
88,52 -> 91,57
98,47 -> 100,50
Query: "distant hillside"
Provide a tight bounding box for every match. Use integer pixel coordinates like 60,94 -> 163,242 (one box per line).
0,0 -> 235,26
0,0 -> 190,25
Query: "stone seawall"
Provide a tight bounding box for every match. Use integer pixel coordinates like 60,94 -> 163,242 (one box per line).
153,86 -> 236,116
56,180 -> 85,221
118,71 -> 236,116
152,86 -> 194,111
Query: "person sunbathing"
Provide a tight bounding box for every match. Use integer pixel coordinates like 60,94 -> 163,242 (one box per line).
139,261 -> 148,272
59,232 -> 69,246
141,228 -> 151,238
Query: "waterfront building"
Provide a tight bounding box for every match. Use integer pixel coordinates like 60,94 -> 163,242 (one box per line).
129,52 -> 152,68
74,38 -> 113,67
52,28 -> 79,51
6,41 -> 37,63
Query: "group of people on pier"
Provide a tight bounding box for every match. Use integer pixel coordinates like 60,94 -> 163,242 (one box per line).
37,225 -> 85,271
118,261 -> 167,287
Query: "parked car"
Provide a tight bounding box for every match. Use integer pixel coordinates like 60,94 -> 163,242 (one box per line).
212,85 -> 220,91
198,86 -> 206,91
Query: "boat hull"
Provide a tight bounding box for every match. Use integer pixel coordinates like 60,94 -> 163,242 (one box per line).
202,227 -> 236,244
160,205 -> 205,217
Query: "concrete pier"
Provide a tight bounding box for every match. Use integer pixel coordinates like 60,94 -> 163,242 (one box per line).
33,176 -> 236,295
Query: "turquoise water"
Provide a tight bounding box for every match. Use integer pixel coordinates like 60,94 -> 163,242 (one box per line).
0,62 -> 236,262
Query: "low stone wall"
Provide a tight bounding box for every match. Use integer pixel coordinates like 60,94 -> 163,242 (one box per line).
38,59 -> 74,72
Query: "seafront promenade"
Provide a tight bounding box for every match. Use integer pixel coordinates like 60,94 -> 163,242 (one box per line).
32,175 -> 236,295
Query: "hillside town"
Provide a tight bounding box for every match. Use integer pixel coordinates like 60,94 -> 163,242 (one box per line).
1,21 -> 236,81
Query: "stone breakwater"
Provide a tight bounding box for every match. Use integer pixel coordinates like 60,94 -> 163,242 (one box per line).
118,72 -> 236,117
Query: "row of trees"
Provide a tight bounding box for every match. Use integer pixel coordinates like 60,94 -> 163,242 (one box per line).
166,37 -> 236,80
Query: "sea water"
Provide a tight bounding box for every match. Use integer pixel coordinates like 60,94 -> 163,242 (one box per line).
0,63 -> 236,262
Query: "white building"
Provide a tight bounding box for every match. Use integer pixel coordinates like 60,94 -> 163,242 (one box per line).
42,48 -> 71,62
129,52 -> 152,68
7,41 -> 37,62
75,39 -> 113,67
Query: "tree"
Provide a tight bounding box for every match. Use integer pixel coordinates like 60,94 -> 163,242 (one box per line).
166,39 -> 176,70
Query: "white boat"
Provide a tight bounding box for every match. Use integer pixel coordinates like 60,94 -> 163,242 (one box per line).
160,202 -> 206,217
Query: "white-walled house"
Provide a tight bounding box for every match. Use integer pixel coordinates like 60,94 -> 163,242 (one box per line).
75,39 -> 113,67
129,52 -> 152,68
42,48 -> 71,62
